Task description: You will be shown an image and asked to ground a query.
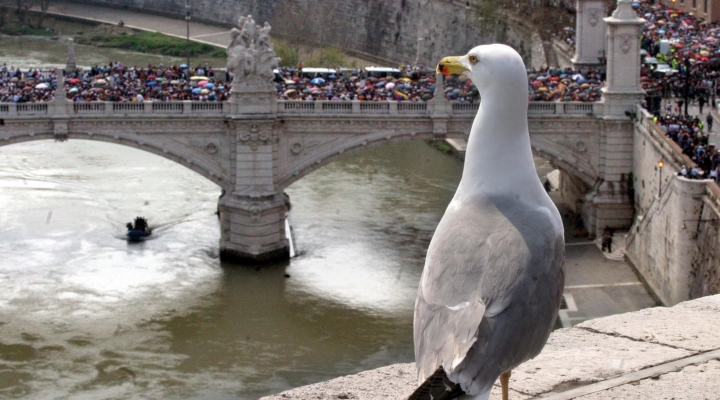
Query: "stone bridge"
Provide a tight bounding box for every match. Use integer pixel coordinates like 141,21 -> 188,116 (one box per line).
0,0 -> 644,263
0,95 -> 613,262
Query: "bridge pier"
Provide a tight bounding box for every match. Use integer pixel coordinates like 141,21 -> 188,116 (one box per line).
580,0 -> 645,237
218,194 -> 290,264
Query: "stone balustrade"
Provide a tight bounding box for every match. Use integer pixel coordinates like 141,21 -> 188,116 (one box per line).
0,100 -> 604,118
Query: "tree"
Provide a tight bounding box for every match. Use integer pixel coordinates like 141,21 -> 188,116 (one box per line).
14,0 -> 51,29
36,0 -> 50,29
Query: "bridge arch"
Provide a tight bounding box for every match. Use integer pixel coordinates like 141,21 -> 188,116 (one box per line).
0,130 -> 226,188
278,129 -> 467,188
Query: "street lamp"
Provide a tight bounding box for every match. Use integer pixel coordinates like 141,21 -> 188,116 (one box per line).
658,160 -> 665,198
185,0 -> 191,69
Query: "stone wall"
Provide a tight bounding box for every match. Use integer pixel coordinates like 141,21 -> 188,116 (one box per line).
690,186 -> 720,299
627,108 -> 720,305
259,295 -> 720,400
67,0 -> 544,67
559,169 -> 589,214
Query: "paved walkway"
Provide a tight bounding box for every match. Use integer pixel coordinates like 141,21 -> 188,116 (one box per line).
260,295 -> 720,400
21,0 -> 233,48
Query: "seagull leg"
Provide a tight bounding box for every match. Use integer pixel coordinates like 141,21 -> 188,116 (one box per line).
500,371 -> 512,400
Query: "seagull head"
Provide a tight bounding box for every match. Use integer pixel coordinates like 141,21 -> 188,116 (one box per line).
437,44 -> 528,101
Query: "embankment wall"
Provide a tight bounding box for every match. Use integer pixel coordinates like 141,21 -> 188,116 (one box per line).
67,0 -> 544,67
627,108 -> 720,305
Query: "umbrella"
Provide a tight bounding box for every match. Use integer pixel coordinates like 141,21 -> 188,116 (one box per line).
35,83 -> 50,90
532,81 -> 543,87
68,78 -> 79,84
147,81 -> 157,86
284,89 -> 297,95
69,88 -> 79,93
385,82 -> 396,90
284,79 -> 295,84
198,81 -> 209,86
201,89 -> 210,94
328,74 -> 338,80
190,76 -> 208,81
376,81 -> 386,87
180,64 -> 189,68
218,86 -> 226,90
310,77 -> 325,85
205,83 -> 215,89
400,77 -> 412,82
192,88 -> 202,94
170,80 -> 180,85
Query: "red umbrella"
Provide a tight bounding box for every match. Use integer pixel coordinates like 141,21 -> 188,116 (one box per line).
69,78 -> 79,84
549,76 -> 560,82
532,81 -> 543,87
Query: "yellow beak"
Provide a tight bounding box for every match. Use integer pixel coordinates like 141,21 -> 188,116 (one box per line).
437,56 -> 468,75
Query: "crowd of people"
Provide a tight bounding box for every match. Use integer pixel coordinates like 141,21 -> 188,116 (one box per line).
0,65 -> 57,103
638,1 -> 720,115
1,63 -> 232,103
274,65 -> 604,103
655,113 -> 720,182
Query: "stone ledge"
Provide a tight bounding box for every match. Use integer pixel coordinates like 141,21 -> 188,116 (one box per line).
260,295 -> 720,400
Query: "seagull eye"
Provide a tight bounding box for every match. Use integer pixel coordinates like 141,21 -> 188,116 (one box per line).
468,55 -> 479,64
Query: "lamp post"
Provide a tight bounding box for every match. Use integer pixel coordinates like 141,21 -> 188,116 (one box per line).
658,160 -> 665,198
185,0 -> 191,69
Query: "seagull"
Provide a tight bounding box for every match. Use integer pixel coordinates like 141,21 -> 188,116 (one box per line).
409,44 -> 565,400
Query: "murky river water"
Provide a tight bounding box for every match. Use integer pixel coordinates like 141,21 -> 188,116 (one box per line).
0,140 -> 552,400
0,37 -> 555,399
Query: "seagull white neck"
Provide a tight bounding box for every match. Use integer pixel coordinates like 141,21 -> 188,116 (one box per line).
456,97 -> 542,200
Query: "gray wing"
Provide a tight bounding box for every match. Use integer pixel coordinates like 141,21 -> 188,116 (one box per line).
414,194 -> 564,395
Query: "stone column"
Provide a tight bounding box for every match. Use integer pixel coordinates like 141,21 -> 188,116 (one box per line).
584,0 -> 645,236
572,0 -> 608,69
602,0 -> 645,116
65,38 -> 77,76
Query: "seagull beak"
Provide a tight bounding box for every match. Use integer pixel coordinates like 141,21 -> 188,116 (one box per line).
437,56 -> 469,75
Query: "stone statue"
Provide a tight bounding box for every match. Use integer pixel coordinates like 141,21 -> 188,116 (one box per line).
227,15 -> 279,90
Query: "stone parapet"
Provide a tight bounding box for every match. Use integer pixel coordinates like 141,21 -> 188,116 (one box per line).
259,295 -> 720,400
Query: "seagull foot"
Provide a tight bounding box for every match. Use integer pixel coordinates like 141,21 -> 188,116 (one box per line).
407,366 -> 465,400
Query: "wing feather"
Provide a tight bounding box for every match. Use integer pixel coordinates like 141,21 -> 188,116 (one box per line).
414,194 -> 564,395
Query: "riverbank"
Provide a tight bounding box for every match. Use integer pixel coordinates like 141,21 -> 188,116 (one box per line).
0,1 -> 375,68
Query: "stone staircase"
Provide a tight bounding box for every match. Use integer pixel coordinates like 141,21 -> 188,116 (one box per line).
593,231 -> 627,262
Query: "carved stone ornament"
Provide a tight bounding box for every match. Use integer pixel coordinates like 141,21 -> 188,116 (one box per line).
249,205 -> 262,222
238,123 -> 272,150
587,8 -> 600,27
291,142 -> 304,154
227,15 -> 280,89
617,34 -> 634,54
575,141 -> 588,153
206,142 -> 219,154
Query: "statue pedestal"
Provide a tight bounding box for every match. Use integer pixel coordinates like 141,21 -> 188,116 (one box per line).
230,83 -> 277,115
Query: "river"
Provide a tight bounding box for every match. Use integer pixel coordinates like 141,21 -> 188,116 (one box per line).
0,36 -> 561,399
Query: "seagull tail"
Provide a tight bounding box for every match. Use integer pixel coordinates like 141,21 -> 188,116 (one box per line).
407,366 -> 465,400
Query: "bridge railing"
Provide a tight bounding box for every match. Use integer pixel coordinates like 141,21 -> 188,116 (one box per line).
1,100 -> 602,118
277,100 -> 602,116
0,103 -> 49,116
67,101 -> 227,116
